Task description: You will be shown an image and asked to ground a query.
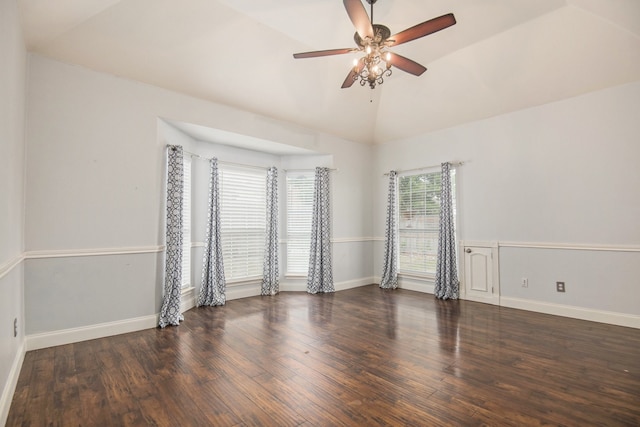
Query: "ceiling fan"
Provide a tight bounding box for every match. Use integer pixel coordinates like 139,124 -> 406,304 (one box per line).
293,0 -> 456,89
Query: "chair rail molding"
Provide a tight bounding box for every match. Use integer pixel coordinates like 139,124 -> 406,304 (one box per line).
498,241 -> 640,252
0,253 -> 24,280
24,246 -> 165,259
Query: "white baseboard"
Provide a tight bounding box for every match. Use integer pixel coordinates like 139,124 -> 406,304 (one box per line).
0,341 -> 25,427
398,276 -> 435,295
280,277 -> 375,293
500,296 -> 640,329
26,315 -> 158,351
195,277 -> 376,301
226,284 -> 262,301
183,284 -> 266,310
280,279 -> 306,292
335,277 -> 376,291
181,287 -> 196,313
20,281 -> 639,359
26,288 -> 217,351
394,280 -> 639,329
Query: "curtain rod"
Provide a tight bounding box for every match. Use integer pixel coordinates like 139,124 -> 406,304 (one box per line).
383,161 -> 463,176
284,168 -> 338,173
167,146 -> 338,172
167,145 -> 271,171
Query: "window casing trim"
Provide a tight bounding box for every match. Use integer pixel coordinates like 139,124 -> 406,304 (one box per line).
396,166 -> 457,276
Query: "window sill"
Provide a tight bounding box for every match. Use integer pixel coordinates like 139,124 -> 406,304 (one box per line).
398,272 -> 435,281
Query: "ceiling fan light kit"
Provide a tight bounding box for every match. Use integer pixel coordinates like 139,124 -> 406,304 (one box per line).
351,23 -> 393,89
293,0 -> 457,89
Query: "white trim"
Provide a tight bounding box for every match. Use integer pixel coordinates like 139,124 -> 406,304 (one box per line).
498,241 -> 640,252
25,246 -> 164,259
227,277 -> 262,287
331,237 -> 378,244
398,272 -> 435,281
335,277 -> 376,291
280,237 -> 381,244
0,254 -> 24,281
0,342 -> 25,427
226,283 -> 262,300
500,296 -> 640,329
26,315 -> 158,351
281,277 -> 375,293
398,275 -> 435,294
462,240 -> 499,248
280,278 -> 307,292
376,274 -> 440,294
21,278 -> 374,351
181,287 -> 196,313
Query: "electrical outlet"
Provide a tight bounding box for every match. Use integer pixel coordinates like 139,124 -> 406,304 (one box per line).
14,318 -> 17,337
556,281 -> 566,292
521,277 -> 528,288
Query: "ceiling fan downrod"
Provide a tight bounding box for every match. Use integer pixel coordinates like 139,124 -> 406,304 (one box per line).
366,0 -> 377,25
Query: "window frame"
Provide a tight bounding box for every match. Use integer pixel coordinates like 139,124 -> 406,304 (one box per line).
219,164 -> 267,284
396,167 -> 457,278
285,171 -> 315,276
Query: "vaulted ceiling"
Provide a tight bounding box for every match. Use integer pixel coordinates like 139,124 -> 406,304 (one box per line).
18,0 -> 640,145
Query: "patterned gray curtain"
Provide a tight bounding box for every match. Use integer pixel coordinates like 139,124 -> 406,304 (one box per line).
197,158 -> 227,306
261,167 -> 279,295
380,170 -> 398,289
307,167 -> 334,294
434,162 -> 459,300
159,145 -> 184,328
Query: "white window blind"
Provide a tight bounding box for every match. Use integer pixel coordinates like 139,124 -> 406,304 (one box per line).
181,156 -> 192,288
220,165 -> 266,281
398,168 -> 456,275
286,172 -> 314,275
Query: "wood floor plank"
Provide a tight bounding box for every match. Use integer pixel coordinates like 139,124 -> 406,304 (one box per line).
76,371 -> 112,423
7,285 -> 640,426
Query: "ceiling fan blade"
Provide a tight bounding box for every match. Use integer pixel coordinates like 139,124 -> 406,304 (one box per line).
343,0 -> 374,40
387,52 -> 427,76
293,48 -> 355,59
388,13 -> 456,47
341,59 -> 364,88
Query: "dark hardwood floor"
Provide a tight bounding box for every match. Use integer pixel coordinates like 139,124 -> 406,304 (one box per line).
7,285 -> 640,426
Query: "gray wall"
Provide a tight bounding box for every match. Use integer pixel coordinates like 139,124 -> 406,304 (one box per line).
0,0 -> 27,423
373,82 -> 640,318
24,54 -> 374,334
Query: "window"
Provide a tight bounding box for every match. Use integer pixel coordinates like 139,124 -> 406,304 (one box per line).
181,156 -> 192,288
286,171 -> 314,275
398,168 -> 456,275
220,165 -> 266,281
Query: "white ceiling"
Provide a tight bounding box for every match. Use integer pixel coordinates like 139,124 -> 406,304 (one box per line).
18,0 -> 640,145
168,120 -> 319,155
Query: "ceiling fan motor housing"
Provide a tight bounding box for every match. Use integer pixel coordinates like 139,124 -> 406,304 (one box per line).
354,24 -> 391,47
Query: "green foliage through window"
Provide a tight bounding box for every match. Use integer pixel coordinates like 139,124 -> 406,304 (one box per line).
398,170 -> 455,274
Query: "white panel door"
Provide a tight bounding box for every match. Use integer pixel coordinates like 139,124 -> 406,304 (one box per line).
463,246 -> 499,305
